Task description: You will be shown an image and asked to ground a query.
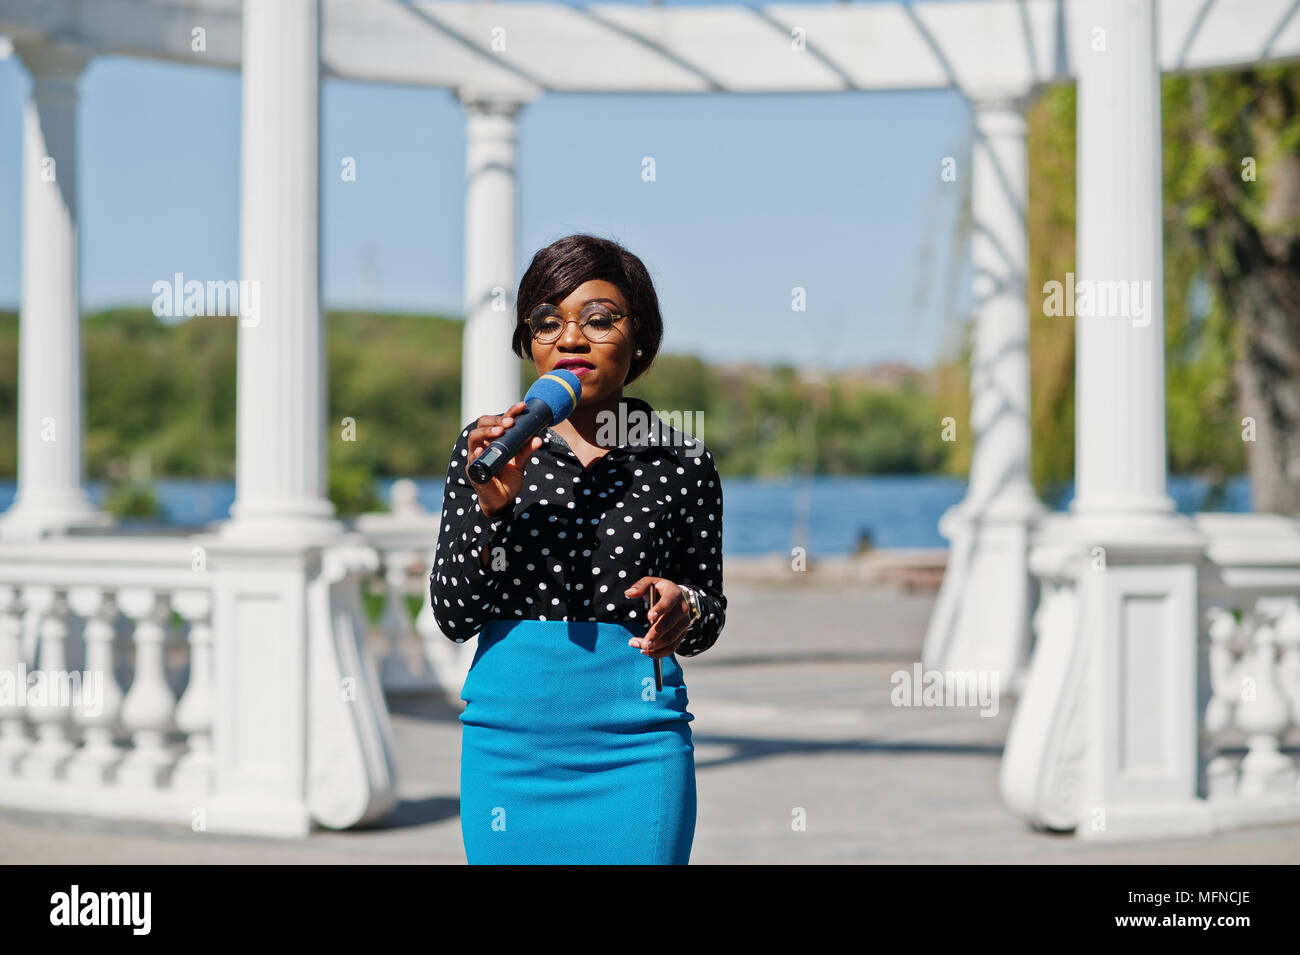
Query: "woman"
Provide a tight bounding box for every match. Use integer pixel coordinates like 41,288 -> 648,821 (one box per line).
429,233 -> 727,865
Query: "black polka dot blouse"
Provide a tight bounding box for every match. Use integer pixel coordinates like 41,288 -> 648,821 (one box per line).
429,395 -> 727,657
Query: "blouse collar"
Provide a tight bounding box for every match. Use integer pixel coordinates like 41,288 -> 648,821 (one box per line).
544,395 -> 687,457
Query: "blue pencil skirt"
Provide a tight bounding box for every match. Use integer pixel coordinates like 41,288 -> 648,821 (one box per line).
458,618 -> 697,864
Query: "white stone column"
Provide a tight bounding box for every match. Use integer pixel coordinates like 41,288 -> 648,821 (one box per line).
1,44 -> 110,541
1001,0 -> 1211,843
964,100 -> 1040,520
1072,0 -> 1208,840
222,0 -> 341,543
923,96 -> 1043,688
1074,7 -> 1175,522
459,93 -> 528,428
197,1 -> 395,837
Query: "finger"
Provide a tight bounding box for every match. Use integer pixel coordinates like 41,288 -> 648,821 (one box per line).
468,419 -> 504,452
466,432 -> 499,467
498,400 -> 529,427
479,400 -> 533,447
623,577 -> 660,600
468,409 -> 522,457
467,436 -> 493,464
645,586 -> 682,625
645,618 -> 690,658
649,634 -> 686,660
641,602 -> 687,652
472,413 -> 504,434
465,429 -> 505,484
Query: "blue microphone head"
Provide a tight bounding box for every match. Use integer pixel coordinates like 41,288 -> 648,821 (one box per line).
525,367 -> 582,423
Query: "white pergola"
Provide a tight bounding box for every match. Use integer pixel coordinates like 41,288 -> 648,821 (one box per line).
1,0 -> 1298,840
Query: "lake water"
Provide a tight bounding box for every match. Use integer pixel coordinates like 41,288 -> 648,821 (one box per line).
0,474 -> 1252,557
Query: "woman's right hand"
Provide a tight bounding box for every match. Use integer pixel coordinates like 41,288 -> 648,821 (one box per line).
466,400 -> 543,518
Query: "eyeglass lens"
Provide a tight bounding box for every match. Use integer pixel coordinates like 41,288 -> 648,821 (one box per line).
529,303 -> 622,342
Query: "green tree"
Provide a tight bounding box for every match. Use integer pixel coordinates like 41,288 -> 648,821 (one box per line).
1164,66 -> 1300,511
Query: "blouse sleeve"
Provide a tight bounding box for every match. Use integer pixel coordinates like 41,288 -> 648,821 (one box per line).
428,422 -> 515,643
667,444 -> 727,657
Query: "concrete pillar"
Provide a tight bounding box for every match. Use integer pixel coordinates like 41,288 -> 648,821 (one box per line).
1070,0 -> 1208,839
923,96 -> 1043,688
222,0 -> 341,543
459,92 -> 527,428
1,44 -> 111,541
1002,0 -> 1211,842
1074,10 -> 1174,519
200,0 -> 395,835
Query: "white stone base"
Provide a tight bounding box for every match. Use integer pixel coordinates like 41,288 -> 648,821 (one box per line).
1076,799 -> 1217,842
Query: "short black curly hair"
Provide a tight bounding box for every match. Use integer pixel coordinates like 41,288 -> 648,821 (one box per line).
513,233 -> 663,386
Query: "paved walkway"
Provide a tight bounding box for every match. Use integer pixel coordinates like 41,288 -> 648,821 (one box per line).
3,579 -> 1298,863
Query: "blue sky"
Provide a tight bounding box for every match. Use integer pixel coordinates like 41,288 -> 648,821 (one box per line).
0,42 -> 973,370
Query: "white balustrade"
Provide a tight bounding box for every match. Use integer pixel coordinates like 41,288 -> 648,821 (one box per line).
0,533 -> 396,836
1201,597 -> 1300,807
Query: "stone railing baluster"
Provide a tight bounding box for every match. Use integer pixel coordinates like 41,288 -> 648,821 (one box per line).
66,587 -> 125,784
1276,599 -> 1300,746
1203,605 -> 1245,800
117,588 -> 179,788
24,585 -> 76,780
0,585 -> 30,776
172,590 -> 214,791
1235,600 -> 1297,797
378,548 -> 433,692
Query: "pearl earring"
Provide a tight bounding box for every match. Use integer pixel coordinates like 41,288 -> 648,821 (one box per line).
635,349 -> 642,356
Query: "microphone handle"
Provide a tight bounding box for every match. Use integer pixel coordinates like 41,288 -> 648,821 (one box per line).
466,397 -> 554,485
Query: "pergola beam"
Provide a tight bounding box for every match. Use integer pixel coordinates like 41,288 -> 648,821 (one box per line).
0,0 -> 1297,100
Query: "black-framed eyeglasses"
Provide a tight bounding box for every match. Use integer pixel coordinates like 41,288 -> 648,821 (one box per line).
527,302 -> 630,344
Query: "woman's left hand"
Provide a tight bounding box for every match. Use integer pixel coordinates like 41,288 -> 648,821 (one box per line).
623,577 -> 691,659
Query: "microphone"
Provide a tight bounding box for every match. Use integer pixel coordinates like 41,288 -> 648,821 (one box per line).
466,368 -> 582,485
